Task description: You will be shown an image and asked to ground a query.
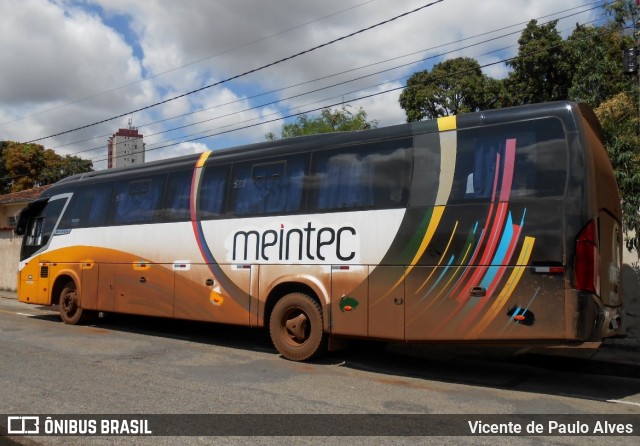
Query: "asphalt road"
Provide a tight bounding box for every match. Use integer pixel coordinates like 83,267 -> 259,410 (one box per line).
1,297 -> 639,446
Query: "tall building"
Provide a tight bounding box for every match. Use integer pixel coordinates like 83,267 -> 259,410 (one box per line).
107,119 -> 145,169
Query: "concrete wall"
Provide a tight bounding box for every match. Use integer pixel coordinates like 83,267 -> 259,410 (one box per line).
0,230 -> 20,291
0,203 -> 24,228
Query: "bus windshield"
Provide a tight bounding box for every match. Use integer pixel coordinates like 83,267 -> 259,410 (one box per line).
19,195 -> 69,260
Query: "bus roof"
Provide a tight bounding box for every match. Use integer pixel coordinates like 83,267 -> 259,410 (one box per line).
52,100 -> 584,190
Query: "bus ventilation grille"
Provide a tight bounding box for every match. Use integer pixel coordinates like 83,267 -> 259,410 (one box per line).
40,266 -> 49,278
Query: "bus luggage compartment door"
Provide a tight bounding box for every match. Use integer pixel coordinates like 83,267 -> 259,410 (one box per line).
174,263 -> 253,325
368,266 -> 405,340
114,262 -> 174,317
330,265 -> 368,338
97,263 -> 116,313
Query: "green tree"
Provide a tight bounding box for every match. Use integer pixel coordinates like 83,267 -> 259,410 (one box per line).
566,23 -> 635,108
266,105 -> 377,140
399,57 -> 504,121
1,141 -> 93,192
604,0 -> 640,31
3,142 -> 46,192
505,20 -> 572,105
0,141 -> 11,194
595,93 -> 640,251
40,149 -> 94,185
397,7 -> 640,253
508,14 -> 640,251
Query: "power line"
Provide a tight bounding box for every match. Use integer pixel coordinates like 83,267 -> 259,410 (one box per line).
0,2 -> 616,184
56,1 -> 607,158
92,21 -> 626,166
0,20 -> 625,186
0,0 -> 378,128
23,0 -> 446,144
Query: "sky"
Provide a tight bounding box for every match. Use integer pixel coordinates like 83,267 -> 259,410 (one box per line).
0,0 -> 603,170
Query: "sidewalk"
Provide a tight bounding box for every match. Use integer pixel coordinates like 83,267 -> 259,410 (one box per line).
1,287 -> 638,369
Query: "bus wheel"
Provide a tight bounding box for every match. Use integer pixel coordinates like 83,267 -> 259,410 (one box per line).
269,293 -> 326,361
59,282 -> 84,325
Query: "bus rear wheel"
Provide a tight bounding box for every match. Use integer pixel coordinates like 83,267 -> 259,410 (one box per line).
59,281 -> 85,325
269,293 -> 326,361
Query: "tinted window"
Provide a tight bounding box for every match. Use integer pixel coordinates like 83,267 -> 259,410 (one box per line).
199,164 -> 230,219
21,196 -> 69,260
451,118 -> 567,201
164,170 -> 192,221
230,155 -> 307,216
24,198 -> 66,247
59,183 -> 112,228
310,139 -> 412,211
114,175 -> 165,224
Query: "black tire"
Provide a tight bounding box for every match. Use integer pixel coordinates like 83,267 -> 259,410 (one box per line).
59,281 -> 85,325
269,293 -> 326,361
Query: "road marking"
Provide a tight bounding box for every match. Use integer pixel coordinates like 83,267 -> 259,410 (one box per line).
0,308 -> 36,317
607,399 -> 640,407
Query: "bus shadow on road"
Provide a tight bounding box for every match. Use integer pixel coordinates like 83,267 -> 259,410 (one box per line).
333,341 -> 640,404
29,310 -> 640,404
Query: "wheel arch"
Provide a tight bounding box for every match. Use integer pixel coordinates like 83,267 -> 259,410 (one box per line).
51,272 -> 80,306
264,280 -> 329,332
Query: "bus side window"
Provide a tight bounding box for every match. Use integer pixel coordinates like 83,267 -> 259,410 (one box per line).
114,175 -> 165,224
199,164 -> 230,219
25,217 -> 44,246
164,171 -> 192,221
472,139 -> 505,199
311,141 -> 411,211
511,121 -> 567,198
453,118 -> 567,202
59,183 -> 112,228
229,155 -> 307,216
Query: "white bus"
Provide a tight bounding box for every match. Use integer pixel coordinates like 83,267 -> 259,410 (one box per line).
16,101 -> 623,361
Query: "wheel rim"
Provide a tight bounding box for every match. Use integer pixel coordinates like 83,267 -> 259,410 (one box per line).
281,308 -> 310,346
61,289 -> 78,317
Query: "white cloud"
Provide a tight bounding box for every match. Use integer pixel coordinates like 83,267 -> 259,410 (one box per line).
0,0 -> 146,119
0,0 -> 599,170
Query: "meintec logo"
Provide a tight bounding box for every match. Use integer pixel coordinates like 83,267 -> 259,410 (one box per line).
231,222 -> 357,263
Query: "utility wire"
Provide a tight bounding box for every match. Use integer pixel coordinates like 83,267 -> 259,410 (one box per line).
0,2 -> 617,184
0,0 -> 378,127
56,1 -> 607,157
95,6 -> 606,158
0,21 -> 624,184
23,0 -> 445,144
92,22 -> 627,166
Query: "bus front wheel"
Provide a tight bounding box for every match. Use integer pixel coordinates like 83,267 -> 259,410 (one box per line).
59,281 -> 84,325
269,293 -> 326,361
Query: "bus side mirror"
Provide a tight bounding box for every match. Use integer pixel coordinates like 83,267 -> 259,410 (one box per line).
14,210 -> 28,235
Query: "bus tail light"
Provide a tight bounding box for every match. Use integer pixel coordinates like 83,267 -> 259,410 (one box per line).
574,219 -> 600,295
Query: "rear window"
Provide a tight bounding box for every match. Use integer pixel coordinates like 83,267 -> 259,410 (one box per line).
450,118 -> 567,201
